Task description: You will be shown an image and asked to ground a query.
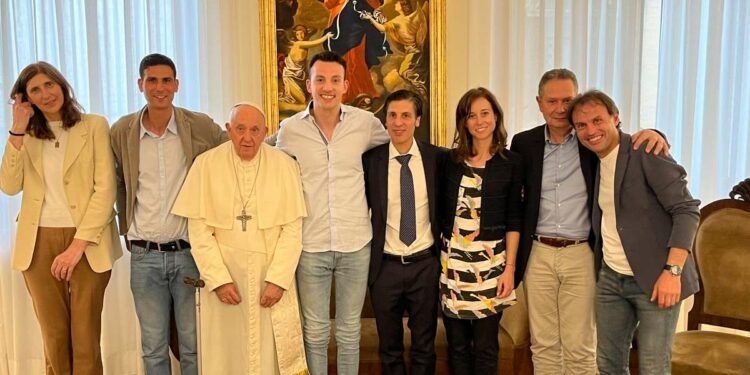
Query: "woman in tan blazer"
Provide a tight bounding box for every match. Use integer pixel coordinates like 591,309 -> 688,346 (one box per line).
1,62 -> 121,375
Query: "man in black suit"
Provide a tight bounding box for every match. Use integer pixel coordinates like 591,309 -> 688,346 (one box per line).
363,89 -> 443,375
510,69 -> 668,374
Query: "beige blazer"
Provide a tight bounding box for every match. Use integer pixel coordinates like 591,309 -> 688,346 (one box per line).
0,114 -> 122,272
110,106 -> 227,235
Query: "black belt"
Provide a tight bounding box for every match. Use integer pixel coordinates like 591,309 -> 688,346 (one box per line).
533,235 -> 587,248
130,239 -> 190,252
383,248 -> 433,264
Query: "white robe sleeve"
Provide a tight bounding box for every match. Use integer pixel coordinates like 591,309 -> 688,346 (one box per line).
264,217 -> 303,290
188,218 -> 234,292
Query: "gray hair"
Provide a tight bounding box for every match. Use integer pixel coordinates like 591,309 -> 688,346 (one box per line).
537,68 -> 578,97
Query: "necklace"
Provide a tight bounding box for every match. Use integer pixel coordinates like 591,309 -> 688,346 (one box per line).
231,148 -> 262,231
49,122 -> 62,148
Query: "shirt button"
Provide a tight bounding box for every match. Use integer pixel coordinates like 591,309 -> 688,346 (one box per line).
70,205 -> 77,209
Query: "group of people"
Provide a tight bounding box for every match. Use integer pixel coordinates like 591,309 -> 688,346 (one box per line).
1,49 -> 700,375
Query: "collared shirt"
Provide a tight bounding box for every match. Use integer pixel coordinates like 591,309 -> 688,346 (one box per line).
276,103 -> 390,253
598,144 -> 633,275
535,126 -> 590,240
128,110 -> 189,243
384,140 -> 433,255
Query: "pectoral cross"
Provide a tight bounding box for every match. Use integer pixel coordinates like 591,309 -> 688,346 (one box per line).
236,209 -> 252,232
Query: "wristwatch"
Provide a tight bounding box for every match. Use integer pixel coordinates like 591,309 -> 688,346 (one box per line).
664,264 -> 682,276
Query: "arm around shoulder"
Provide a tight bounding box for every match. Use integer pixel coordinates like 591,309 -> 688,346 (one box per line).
368,115 -> 389,148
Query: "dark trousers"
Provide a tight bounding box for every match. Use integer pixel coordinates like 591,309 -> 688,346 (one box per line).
370,254 -> 440,375
443,313 -> 502,375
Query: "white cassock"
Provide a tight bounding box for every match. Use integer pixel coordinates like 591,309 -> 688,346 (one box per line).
172,142 -> 308,375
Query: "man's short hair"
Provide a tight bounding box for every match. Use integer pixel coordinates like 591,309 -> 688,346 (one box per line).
538,68 -> 578,96
309,51 -> 347,76
139,53 -> 177,79
566,89 -> 620,126
384,89 -> 423,118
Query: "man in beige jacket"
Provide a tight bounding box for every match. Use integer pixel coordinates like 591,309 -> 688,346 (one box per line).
110,53 -> 226,375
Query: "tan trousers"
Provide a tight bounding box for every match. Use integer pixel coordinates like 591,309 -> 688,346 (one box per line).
22,227 -> 111,375
524,240 -> 597,375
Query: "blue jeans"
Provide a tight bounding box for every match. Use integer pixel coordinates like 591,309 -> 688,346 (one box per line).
296,245 -> 370,375
130,244 -> 199,375
596,263 -> 681,375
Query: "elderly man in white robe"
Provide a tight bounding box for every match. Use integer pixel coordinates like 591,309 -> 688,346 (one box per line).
172,103 -> 308,375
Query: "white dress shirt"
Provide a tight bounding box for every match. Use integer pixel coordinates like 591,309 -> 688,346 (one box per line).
128,110 -> 189,243
276,103 -> 390,253
384,140 -> 433,255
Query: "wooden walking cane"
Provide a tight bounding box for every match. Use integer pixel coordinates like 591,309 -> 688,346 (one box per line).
183,277 -> 205,375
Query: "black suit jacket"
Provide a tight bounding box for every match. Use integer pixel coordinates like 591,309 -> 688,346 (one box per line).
362,141 -> 445,286
510,125 -> 598,285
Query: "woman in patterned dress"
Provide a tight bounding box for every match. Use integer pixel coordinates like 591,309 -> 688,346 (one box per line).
438,87 -> 523,374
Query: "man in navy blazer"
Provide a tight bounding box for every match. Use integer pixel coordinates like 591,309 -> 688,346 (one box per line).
363,90 -> 444,375
569,90 -> 700,375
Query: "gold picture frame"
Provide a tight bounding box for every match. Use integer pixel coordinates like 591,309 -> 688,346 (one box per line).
259,0 -> 446,146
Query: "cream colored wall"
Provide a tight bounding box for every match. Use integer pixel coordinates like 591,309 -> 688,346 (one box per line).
445,0 -> 494,146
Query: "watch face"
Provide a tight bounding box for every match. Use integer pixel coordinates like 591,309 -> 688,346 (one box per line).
669,265 -> 682,276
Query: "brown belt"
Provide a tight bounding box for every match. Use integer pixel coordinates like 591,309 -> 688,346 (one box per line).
533,235 -> 587,248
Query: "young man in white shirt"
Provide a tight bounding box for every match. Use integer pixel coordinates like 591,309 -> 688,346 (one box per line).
276,51 -> 389,375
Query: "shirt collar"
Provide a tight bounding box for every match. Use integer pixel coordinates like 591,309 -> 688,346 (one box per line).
140,108 -> 177,138
544,124 -> 576,145
389,139 -> 421,160
301,101 -> 350,121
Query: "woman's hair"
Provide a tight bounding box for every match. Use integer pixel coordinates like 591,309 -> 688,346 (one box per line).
9,61 -> 83,139
452,87 -> 508,162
